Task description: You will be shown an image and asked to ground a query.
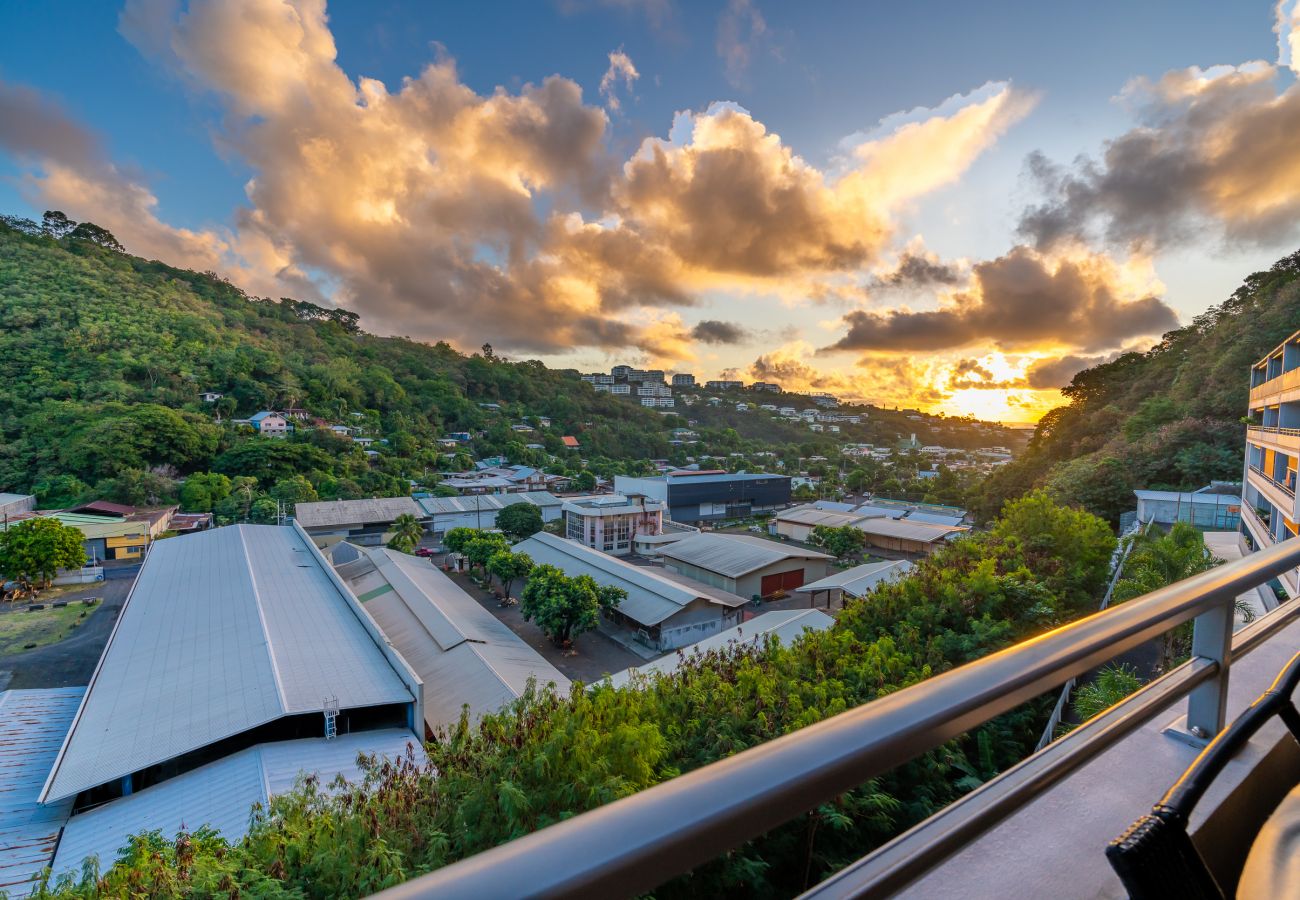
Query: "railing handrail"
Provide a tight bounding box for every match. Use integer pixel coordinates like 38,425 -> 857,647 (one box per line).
371,537 -> 1300,900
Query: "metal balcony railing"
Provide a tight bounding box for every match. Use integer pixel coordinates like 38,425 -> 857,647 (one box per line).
371,538 -> 1300,900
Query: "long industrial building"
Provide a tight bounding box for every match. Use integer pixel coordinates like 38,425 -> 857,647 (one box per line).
18,523 -> 426,886
331,542 -> 571,733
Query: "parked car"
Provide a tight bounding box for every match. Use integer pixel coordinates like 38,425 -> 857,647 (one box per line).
414,547 -> 435,558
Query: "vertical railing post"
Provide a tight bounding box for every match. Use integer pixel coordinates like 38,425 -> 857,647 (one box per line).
1186,597 -> 1234,738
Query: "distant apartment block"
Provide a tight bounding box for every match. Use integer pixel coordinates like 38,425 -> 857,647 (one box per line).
705,379 -> 744,390
751,381 -> 782,393
671,373 -> 696,387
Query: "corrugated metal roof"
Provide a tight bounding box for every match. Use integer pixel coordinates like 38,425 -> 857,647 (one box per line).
0,688 -> 83,891
796,560 -> 914,597
855,518 -> 968,543
295,496 -> 423,528
41,525 -> 414,803
810,500 -> 857,513
775,505 -> 867,528
853,505 -> 907,520
51,729 -> 423,880
340,547 -> 570,732
604,610 -> 834,688
514,533 -> 746,627
906,512 -> 967,526
0,493 -> 34,507
658,533 -> 832,579
418,491 -> 560,516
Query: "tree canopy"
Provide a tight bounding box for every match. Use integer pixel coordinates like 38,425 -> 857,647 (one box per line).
0,518 -> 86,594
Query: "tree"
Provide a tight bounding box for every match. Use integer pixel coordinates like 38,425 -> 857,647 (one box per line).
572,471 -> 596,491
443,527 -> 478,555
68,221 -> 125,252
388,513 -> 425,554
32,474 -> 89,509
269,474 -> 319,514
487,550 -> 533,600
0,518 -> 86,595
465,533 -> 510,578
519,564 -> 623,645
40,210 -> 76,238
810,524 -> 866,561
496,502 -> 543,540
179,472 -> 232,513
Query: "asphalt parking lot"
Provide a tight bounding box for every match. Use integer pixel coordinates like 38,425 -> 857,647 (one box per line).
0,577 -> 133,690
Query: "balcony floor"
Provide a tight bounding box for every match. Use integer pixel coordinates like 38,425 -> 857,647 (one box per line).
894,613 -> 1300,899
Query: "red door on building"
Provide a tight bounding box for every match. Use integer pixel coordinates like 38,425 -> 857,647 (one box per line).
760,568 -> 805,597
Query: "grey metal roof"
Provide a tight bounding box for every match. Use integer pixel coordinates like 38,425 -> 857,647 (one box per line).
658,533 -> 832,578
51,729 -> 423,879
796,560 -> 914,597
514,533 -> 746,627
855,518 -> 969,543
0,688 -> 82,892
418,491 -> 561,516
853,504 -> 907,520
295,496 -> 423,529
41,525 -> 414,803
776,505 -> 868,528
339,546 -> 570,732
604,610 -> 834,688
906,512 -> 967,526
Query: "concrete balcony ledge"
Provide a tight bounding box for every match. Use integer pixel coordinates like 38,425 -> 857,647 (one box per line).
1247,467 -> 1296,520
894,613 -> 1300,900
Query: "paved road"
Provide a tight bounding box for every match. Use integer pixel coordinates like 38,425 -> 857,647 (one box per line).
0,578 -> 133,690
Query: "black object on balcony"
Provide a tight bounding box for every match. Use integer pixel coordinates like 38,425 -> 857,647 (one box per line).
1106,650 -> 1300,899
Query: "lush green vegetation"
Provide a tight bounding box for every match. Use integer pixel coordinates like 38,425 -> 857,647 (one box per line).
34,493 -> 1114,898
386,513 -> 425,554
0,216 -> 1016,518
972,249 -> 1300,522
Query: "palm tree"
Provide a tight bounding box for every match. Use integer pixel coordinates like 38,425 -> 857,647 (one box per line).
388,513 -> 424,554
1113,522 -> 1219,672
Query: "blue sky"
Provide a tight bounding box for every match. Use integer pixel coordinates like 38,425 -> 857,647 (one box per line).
1,1 -> 1296,421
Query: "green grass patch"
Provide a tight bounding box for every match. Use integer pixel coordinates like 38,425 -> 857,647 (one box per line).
0,602 -> 101,656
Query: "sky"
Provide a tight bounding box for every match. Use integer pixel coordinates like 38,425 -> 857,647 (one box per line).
2,2 -> 1300,424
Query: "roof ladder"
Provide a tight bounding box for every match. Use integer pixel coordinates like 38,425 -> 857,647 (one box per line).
323,695 -> 339,740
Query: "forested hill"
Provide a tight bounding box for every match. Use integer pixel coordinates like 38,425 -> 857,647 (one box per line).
973,249 -> 1300,523
0,216 -> 682,500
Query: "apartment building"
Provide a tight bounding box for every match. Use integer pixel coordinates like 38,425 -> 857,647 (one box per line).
1242,330 -> 1300,596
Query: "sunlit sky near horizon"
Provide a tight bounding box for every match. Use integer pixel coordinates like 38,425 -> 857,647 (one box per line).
3,1 -> 1300,423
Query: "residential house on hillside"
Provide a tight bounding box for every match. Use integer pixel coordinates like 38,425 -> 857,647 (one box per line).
198,391 -> 223,403
561,436 -> 581,449
247,411 -> 290,436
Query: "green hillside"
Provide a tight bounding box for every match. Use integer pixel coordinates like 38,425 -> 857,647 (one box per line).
973,249 -> 1300,522
0,215 -> 1015,510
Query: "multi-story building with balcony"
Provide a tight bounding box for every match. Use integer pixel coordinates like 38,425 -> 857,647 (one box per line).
1242,330 -> 1300,596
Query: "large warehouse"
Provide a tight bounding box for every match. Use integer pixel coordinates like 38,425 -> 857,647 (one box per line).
32,523 -> 425,881
657,533 -> 833,600
612,471 -> 792,523
331,542 -> 570,733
